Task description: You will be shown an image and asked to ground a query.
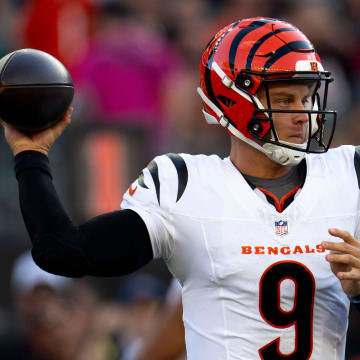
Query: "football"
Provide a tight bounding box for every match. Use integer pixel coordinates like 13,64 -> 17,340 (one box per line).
0,48 -> 74,132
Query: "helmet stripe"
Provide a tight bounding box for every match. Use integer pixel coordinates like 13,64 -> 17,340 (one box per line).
204,24 -> 238,112
245,28 -> 297,70
205,48 -> 224,112
229,19 -> 273,75
264,40 -> 314,70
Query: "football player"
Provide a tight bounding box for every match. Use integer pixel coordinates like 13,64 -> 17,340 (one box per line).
3,17 -> 360,359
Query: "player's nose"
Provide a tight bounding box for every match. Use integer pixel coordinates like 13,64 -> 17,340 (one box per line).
292,99 -> 309,124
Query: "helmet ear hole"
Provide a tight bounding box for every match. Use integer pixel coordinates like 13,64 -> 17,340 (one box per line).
217,95 -> 236,108
235,74 -> 254,90
247,120 -> 263,136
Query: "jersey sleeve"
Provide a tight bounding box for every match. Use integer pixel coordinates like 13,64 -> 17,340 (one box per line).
121,154 -> 182,260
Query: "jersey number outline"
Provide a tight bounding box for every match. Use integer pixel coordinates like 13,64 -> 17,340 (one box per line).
258,261 -> 315,360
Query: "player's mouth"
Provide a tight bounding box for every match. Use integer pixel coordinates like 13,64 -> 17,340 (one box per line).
287,133 -> 306,144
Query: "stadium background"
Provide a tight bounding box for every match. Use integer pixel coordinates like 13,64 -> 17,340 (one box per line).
0,0 -> 359,358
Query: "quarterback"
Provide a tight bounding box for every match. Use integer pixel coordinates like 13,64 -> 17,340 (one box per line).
3,18 -> 360,359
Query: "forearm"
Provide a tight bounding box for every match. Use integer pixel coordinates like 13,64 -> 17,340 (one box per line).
15,151 -> 153,277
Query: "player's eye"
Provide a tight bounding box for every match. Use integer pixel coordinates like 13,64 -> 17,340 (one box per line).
278,98 -> 290,107
302,96 -> 312,109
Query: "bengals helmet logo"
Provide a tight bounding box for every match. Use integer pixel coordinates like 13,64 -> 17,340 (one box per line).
310,61 -> 319,71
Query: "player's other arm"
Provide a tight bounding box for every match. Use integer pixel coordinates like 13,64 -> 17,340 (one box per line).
2,109 -> 153,278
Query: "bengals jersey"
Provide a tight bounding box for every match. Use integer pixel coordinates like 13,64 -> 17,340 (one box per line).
121,145 -> 360,360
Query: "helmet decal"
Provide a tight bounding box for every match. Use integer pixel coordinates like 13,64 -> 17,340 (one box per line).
204,21 -> 240,114
263,41 -> 313,70
204,37 -> 227,114
229,19 -> 274,75
245,28 -> 297,70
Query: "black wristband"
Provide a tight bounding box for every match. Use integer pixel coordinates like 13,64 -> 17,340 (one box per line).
14,151 -> 52,179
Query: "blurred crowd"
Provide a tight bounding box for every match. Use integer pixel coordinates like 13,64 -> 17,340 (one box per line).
0,0 -> 360,358
0,250 -> 173,360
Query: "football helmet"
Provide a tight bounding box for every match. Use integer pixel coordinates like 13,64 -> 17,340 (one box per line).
198,17 -> 336,165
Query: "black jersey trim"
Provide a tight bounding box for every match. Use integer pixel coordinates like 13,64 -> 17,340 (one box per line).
166,153 -> 188,202
283,192 -> 296,210
243,177 -> 256,190
147,160 -> 160,205
263,191 -> 277,209
354,146 -> 360,189
138,171 -> 149,189
142,155 -> 188,206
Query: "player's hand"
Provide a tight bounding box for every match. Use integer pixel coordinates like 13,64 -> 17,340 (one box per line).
1,107 -> 73,156
322,228 -> 360,298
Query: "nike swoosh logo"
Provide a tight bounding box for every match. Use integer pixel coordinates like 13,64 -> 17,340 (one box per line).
129,184 -> 137,196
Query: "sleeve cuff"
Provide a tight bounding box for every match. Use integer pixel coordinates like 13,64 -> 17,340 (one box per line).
14,150 -> 52,179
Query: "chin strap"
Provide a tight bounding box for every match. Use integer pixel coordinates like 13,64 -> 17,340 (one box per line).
262,142 -> 305,165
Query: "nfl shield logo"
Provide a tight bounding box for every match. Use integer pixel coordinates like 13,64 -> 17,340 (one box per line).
275,220 -> 288,236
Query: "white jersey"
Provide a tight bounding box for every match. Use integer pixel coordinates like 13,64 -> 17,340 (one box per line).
121,145 -> 360,360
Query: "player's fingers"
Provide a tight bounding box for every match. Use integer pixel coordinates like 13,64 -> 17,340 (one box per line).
55,107 -> 73,130
1,122 -> 30,145
328,228 -> 360,246
325,253 -> 360,268
336,268 -> 360,281
63,107 -> 73,122
45,107 -> 73,140
0,119 -> 15,132
321,240 -> 360,257
322,229 -> 360,257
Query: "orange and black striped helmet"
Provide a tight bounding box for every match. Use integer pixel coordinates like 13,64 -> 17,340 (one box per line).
197,17 -> 336,158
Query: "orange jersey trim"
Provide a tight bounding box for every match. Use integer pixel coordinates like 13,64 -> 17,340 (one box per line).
257,184 -> 301,213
